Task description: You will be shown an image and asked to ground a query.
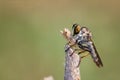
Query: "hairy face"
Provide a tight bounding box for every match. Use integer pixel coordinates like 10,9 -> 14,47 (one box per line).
80,27 -> 92,36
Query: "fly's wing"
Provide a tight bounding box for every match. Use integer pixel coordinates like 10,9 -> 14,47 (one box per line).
76,27 -> 103,67
88,41 -> 103,67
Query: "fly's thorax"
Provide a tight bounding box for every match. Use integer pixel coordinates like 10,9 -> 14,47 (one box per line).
73,34 -> 82,43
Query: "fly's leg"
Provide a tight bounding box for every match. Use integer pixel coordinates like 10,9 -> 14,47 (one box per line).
70,49 -> 86,56
81,53 -> 89,58
78,50 -> 86,55
76,51 -> 89,67
65,42 -> 76,52
69,49 -> 78,56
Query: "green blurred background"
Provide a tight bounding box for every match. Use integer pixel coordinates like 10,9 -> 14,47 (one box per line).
0,0 -> 120,80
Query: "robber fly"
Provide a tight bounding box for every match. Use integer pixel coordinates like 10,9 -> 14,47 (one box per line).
71,24 -> 103,67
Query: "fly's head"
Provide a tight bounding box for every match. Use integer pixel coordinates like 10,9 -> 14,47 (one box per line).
80,27 -> 92,40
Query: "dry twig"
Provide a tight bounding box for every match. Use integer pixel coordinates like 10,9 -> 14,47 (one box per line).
61,28 -> 81,80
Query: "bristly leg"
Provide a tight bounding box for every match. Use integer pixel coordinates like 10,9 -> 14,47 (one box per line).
78,50 -> 86,55
81,53 -> 89,58
76,51 -> 89,67
65,42 -> 76,53
76,54 -> 89,68
70,49 -> 86,56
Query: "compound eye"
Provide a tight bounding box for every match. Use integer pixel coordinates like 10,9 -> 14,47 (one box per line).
75,26 -> 80,33
82,31 -> 85,33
